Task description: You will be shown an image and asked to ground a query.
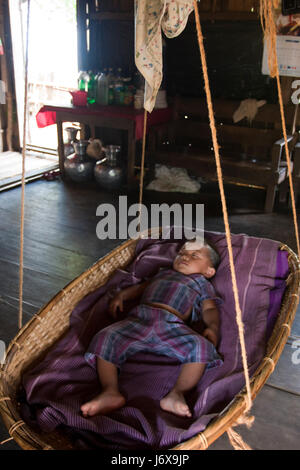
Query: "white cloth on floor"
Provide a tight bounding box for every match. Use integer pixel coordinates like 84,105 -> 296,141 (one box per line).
146,164 -> 201,193
135,0 -> 194,113
233,99 -> 266,124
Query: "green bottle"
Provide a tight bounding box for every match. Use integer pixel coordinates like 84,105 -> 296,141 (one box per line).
87,71 -> 96,105
78,71 -> 87,91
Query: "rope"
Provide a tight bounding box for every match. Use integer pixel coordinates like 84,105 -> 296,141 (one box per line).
260,0 -> 300,258
263,356 -> 275,373
226,414 -> 255,450
0,420 -> 25,445
193,0 -> 252,412
197,432 -> 208,450
0,397 -> 11,403
0,437 -> 14,445
281,323 -> 291,334
19,0 -> 31,330
137,108 -> 148,234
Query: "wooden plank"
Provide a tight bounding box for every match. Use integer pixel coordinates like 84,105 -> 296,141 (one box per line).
209,386 -> 300,450
90,12 -> 133,21
0,257 -> 69,308
0,205 -> 120,260
175,98 -> 300,129
154,150 -> 275,173
291,304 -> 300,337
266,342 -> 300,395
0,151 -> 57,180
173,121 -> 281,149
0,299 -> 34,346
191,11 -> 260,21
0,223 -> 95,281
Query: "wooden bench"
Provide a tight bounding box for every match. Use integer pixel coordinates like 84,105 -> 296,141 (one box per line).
148,97 -> 299,212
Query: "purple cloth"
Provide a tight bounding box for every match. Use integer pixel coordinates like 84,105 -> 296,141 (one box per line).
266,250 -> 289,341
20,229 -> 286,450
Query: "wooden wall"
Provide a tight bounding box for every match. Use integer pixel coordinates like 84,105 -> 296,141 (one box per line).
78,0 -> 277,102
165,19 -> 278,103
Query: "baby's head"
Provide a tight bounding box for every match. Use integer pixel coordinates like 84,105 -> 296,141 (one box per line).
173,239 -> 220,278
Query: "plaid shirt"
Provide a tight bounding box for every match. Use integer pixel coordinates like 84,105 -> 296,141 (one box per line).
141,268 -> 222,322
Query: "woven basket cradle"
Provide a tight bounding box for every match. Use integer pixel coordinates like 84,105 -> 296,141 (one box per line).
0,236 -> 299,450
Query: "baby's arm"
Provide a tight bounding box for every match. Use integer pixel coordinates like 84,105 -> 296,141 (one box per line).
109,280 -> 151,318
201,299 -> 220,347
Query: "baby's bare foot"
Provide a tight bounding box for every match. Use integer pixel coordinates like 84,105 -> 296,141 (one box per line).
160,390 -> 192,418
81,390 -> 126,417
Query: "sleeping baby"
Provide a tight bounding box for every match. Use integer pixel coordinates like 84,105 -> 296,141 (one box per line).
81,239 -> 223,419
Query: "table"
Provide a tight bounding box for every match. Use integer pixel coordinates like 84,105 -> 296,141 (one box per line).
36,104 -> 172,185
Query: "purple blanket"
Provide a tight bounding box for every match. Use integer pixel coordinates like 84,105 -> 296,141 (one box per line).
20,230 -> 288,450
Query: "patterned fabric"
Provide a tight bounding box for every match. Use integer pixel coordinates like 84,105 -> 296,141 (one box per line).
135,0 -> 194,112
141,268 -> 222,321
85,304 -> 223,369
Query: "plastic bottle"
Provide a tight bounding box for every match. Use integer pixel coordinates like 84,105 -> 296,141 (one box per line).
114,68 -> 124,105
107,68 -> 114,85
87,71 -> 97,105
94,71 -> 101,102
97,72 -> 108,105
108,85 -> 114,105
78,71 -> 88,91
107,68 -> 115,104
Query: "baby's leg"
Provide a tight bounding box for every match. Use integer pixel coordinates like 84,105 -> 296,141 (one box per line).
81,358 -> 126,417
160,363 -> 206,418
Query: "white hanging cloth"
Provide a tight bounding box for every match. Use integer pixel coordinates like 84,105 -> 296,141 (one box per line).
135,0 -> 194,113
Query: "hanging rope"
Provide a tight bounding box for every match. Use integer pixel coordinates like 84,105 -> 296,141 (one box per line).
192,0 -> 252,408
192,0 -> 253,450
137,108 -> 148,234
260,0 -> 300,258
18,0 -> 31,330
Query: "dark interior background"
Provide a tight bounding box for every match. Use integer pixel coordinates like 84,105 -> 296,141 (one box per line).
80,15 -> 277,103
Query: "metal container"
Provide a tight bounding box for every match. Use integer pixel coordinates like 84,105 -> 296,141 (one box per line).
64,140 -> 95,183
64,127 -> 79,157
94,145 -> 124,190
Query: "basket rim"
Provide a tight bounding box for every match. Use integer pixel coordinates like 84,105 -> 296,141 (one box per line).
0,239 -> 299,450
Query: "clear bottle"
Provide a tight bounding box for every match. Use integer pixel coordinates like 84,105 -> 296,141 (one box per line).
107,68 -> 115,105
94,71 -> 101,102
97,71 -> 108,105
107,68 -> 114,85
78,71 -> 88,91
108,85 -> 114,105
87,71 -> 97,105
114,68 -> 124,105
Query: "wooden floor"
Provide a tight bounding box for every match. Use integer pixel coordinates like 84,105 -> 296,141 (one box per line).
0,176 -> 299,450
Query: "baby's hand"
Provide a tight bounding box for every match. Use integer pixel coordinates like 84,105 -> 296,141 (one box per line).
203,327 -> 218,347
108,292 -> 124,319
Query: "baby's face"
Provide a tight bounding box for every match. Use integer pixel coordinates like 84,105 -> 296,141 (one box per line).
173,246 -> 215,278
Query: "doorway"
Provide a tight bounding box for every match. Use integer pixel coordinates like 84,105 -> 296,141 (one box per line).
9,0 -> 78,154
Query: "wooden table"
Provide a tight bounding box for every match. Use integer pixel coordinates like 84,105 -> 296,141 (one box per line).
36,104 -> 172,186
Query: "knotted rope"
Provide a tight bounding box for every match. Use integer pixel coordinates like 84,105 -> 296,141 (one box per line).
19,0 -> 31,330
137,108 -> 148,234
